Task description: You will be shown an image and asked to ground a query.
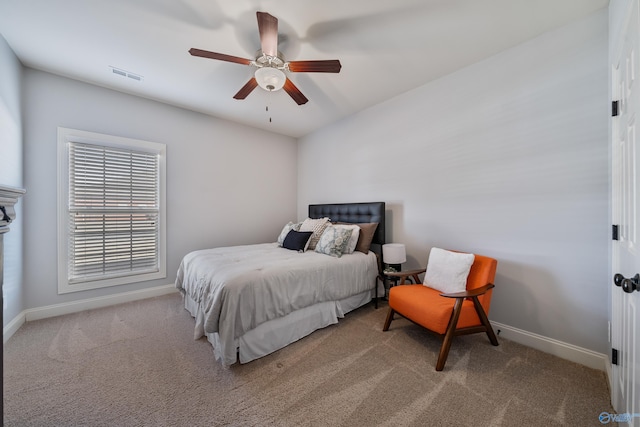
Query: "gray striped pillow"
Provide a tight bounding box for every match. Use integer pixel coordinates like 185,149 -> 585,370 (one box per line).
299,217 -> 330,250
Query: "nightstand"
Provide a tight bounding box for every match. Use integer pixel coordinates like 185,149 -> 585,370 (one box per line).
379,271 -> 400,300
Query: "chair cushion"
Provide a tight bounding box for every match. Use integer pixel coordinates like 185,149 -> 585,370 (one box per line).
424,248 -> 474,293
388,285 -> 482,334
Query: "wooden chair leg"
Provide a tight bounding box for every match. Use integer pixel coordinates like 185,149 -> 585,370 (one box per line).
383,308 -> 395,331
472,297 -> 499,346
436,298 -> 464,371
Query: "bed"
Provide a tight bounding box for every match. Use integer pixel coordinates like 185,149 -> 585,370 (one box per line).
175,202 -> 386,365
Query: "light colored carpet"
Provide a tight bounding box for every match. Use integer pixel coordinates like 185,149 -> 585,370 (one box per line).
4,293 -> 614,426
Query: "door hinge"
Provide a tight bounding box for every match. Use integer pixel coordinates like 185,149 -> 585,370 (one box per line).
613,224 -> 619,241
612,100 -> 620,117
612,348 -> 619,365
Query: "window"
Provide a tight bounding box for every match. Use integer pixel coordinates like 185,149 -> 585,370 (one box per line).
57,127 -> 166,294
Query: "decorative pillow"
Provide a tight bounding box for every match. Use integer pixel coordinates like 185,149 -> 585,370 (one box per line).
331,224 -> 360,254
277,221 -> 301,246
424,248 -> 475,294
314,226 -> 353,258
353,222 -> 379,254
282,230 -> 313,252
299,217 -> 330,250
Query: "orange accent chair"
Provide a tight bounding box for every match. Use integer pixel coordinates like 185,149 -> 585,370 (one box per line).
382,252 -> 498,371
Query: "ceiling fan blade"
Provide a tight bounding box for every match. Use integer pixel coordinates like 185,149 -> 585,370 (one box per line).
288,60 -> 342,73
257,12 -> 278,57
233,78 -> 259,100
283,78 -> 308,105
189,48 -> 252,66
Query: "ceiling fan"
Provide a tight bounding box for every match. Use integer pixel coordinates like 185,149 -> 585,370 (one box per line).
189,11 -> 342,105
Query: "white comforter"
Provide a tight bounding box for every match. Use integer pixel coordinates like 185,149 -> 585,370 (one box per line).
175,243 -> 378,362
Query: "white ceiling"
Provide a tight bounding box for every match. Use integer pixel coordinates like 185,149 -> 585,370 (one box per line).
0,0 -> 608,138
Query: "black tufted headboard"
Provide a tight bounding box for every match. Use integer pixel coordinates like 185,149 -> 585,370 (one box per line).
308,202 -> 386,247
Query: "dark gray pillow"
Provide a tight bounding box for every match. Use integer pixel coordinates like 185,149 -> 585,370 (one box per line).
354,222 -> 379,254
282,230 -> 313,252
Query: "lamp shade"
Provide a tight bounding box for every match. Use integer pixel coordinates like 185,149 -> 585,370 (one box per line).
382,243 -> 406,264
255,66 -> 286,91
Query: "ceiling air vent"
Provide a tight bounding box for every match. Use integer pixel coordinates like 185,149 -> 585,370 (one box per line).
110,66 -> 143,81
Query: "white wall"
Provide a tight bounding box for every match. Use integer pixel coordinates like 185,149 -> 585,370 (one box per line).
298,10 -> 609,354
22,70 -> 297,309
0,34 -> 25,326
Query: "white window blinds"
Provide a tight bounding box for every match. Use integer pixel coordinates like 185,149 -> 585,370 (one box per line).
68,142 -> 160,283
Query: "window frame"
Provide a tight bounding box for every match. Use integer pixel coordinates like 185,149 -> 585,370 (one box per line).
57,127 -> 166,294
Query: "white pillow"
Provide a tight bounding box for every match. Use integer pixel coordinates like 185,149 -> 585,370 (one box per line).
331,224 -> 360,254
277,221 -> 301,246
299,217 -> 330,250
424,248 -> 475,294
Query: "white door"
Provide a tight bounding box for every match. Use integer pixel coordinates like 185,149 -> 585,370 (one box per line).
611,0 -> 640,423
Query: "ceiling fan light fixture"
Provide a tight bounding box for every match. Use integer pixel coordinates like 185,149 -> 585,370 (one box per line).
255,66 -> 286,92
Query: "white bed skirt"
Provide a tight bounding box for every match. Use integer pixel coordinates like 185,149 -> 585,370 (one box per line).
182,288 -> 376,365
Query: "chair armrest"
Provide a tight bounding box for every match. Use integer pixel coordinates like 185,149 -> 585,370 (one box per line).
384,268 -> 426,285
440,283 -> 495,299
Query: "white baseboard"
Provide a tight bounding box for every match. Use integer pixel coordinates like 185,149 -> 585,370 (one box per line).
4,291 -> 610,373
3,310 -> 26,344
491,321 -> 609,371
3,284 -> 178,343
